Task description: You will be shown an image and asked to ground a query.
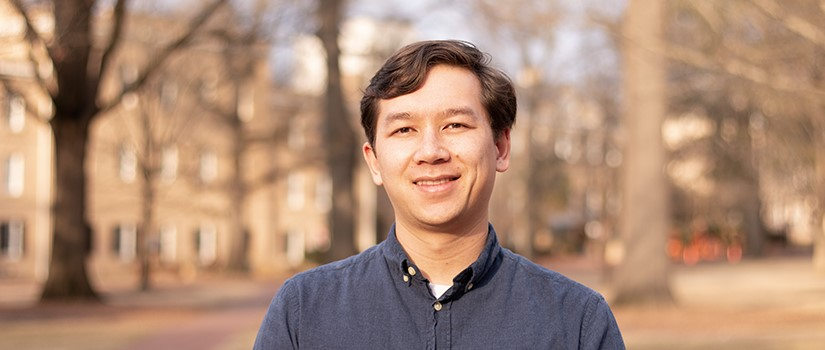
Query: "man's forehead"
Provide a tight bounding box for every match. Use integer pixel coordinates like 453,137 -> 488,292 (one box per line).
375,66 -> 484,125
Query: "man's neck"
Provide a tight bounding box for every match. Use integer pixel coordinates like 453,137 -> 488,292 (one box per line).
395,219 -> 489,285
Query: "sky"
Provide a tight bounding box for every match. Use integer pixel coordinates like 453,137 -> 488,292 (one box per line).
347,0 -> 625,86
139,0 -> 625,88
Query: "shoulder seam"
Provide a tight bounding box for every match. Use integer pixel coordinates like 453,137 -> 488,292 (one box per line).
581,293 -> 602,345
279,278 -> 300,346
503,250 -> 567,283
292,245 -> 381,279
505,249 -> 602,295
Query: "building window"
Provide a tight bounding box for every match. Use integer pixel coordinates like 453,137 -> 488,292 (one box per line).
111,223 -> 136,262
160,145 -> 178,183
315,175 -> 331,212
194,224 -> 217,265
287,117 -> 306,150
120,63 -> 139,110
119,63 -> 138,89
198,75 -> 217,102
287,172 -> 305,210
5,153 -> 24,198
119,144 -> 137,183
159,224 -> 177,263
7,94 -> 25,133
160,79 -> 178,111
237,84 -> 254,122
0,220 -> 24,261
286,228 -> 304,267
199,150 -> 217,184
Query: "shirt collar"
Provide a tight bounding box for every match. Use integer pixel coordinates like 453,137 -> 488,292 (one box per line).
381,223 -> 502,297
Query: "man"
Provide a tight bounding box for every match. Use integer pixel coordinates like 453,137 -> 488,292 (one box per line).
254,40 -> 624,349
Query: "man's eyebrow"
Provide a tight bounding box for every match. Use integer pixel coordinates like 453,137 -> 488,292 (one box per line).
443,107 -> 478,118
383,112 -> 412,125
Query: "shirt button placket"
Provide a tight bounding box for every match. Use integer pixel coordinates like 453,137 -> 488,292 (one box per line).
431,300 -> 450,349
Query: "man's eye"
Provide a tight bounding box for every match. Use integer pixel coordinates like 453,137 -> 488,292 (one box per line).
394,127 -> 412,134
446,123 -> 464,129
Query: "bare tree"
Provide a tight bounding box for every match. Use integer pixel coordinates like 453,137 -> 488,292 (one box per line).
194,1 -> 270,273
471,0 -> 566,257
2,0 -> 226,301
669,0 -> 825,267
125,71 -> 204,290
136,97 -> 160,291
613,0 -> 674,305
316,0 -> 358,261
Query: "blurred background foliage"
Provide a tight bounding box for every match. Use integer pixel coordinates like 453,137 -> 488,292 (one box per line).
0,0 -> 822,306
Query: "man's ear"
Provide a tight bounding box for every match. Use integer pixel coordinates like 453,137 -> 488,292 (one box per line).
362,142 -> 383,185
495,128 -> 511,172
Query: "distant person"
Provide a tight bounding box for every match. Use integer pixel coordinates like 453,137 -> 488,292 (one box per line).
254,40 -> 624,349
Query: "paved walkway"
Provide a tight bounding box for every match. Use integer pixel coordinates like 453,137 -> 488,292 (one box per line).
0,275 -> 280,350
1,256 -> 824,349
613,257 -> 825,349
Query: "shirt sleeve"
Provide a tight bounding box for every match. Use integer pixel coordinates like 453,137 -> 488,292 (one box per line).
580,294 -> 625,350
253,279 -> 300,350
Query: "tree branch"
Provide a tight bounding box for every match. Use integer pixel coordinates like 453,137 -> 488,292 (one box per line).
0,78 -> 51,124
246,155 -> 321,192
684,0 -> 724,33
24,42 -> 56,96
97,0 -> 227,115
96,0 -> 128,92
196,86 -> 234,118
8,0 -> 56,62
8,0 -> 56,96
746,0 -> 825,50
664,42 -> 825,100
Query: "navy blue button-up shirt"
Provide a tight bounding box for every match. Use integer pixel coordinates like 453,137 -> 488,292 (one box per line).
254,225 -> 625,349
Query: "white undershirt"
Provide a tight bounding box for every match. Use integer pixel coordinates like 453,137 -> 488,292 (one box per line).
428,283 -> 451,299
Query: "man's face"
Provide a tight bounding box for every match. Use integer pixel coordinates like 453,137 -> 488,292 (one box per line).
362,65 -> 511,233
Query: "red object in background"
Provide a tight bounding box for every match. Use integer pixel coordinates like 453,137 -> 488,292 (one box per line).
726,243 -> 743,263
667,238 -> 683,262
666,231 -> 742,265
682,244 -> 700,265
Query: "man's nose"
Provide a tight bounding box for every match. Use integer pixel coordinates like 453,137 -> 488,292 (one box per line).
413,128 -> 450,165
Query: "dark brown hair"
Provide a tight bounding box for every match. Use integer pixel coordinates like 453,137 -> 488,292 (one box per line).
360,40 -> 517,146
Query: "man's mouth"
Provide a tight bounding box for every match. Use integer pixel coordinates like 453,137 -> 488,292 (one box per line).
413,176 -> 460,186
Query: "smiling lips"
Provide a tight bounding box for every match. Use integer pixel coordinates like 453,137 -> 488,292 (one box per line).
413,175 -> 460,193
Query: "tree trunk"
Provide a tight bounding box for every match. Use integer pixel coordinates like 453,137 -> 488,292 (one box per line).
138,173 -> 155,291
740,185 -> 764,256
138,109 -> 155,291
522,81 -> 539,259
737,109 -> 765,256
813,112 -> 825,272
810,54 -> 825,273
40,116 -> 98,301
33,0 -> 221,301
613,0 -> 673,305
227,111 -> 249,271
39,0 -> 98,302
318,0 -> 357,262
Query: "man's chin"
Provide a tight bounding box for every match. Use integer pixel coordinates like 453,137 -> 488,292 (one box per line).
413,212 -> 468,231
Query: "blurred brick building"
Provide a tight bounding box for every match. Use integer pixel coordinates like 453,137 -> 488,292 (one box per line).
0,3 -> 334,281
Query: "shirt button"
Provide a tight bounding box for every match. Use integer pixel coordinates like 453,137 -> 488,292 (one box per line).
433,302 -> 442,311
407,266 -> 417,276
403,275 -> 410,282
